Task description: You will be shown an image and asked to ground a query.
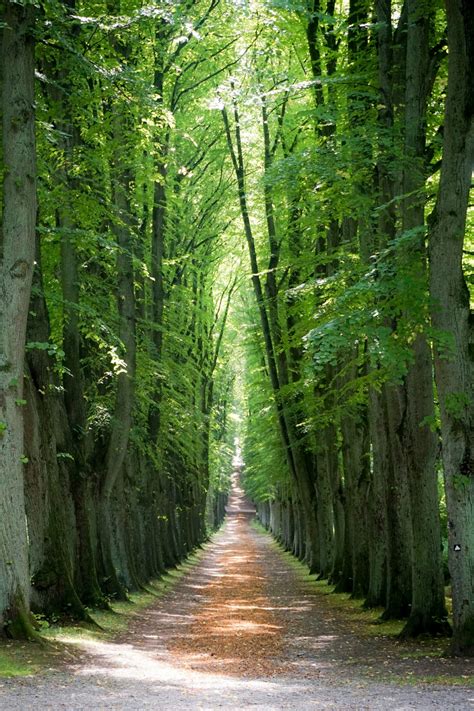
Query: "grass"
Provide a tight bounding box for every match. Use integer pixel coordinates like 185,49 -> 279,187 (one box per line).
0,544 -> 209,678
387,673 -> 474,687
267,533 -> 440,638
0,644 -> 47,677
259,524 -> 468,682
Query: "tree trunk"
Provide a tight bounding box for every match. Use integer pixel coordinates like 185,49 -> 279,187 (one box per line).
372,0 -> 413,621
98,160 -> 136,599
0,1 -> 37,637
95,24 -> 137,588
25,238 -> 92,620
148,61 -> 168,443
396,0 -> 449,638
315,437 -> 335,579
73,477 -> 104,606
339,397 -> 370,597
429,0 -> 474,655
382,383 -> 413,619
365,388 -> 388,608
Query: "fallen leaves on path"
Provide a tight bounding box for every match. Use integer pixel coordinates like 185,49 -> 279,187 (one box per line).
169,477 -> 288,679
170,512 -> 284,678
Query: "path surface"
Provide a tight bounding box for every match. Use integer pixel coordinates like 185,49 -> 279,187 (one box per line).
1,472 -> 473,709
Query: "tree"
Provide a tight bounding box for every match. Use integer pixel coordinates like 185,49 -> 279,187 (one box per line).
429,0 -> 474,655
0,0 -> 37,637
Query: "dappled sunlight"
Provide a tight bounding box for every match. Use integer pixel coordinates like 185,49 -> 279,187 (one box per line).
2,472 -> 470,711
167,472 -> 289,676
220,620 -> 279,634
52,489 -> 338,687
60,635 -> 297,695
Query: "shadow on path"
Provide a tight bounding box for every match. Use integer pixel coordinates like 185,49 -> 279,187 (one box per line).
1,472 -> 473,709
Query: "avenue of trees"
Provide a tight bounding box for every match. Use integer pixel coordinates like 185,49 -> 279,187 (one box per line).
1,0 -> 238,638
0,0 -> 473,656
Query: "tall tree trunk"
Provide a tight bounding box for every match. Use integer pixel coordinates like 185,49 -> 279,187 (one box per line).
56,115 -> 104,608
365,388 -> 388,608
315,430 -> 335,579
25,233 -> 93,621
54,0 -> 87,442
47,0 -> 105,609
148,54 -> 168,443
0,1 -> 37,638
398,0 -> 449,638
148,154 -> 167,440
383,384 -> 413,619
99,164 -> 136,599
96,4 -> 137,596
339,377 -> 370,597
373,0 -> 413,620
429,0 -> 474,655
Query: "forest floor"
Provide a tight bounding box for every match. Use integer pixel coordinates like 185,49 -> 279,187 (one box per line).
0,475 -> 473,709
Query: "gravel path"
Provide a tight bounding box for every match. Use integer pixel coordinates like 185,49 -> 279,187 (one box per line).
1,476 -> 473,709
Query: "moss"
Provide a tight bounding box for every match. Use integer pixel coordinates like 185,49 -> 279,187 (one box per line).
4,595 -> 42,642
0,645 -> 43,677
0,636 -> 80,678
401,649 -> 446,660
399,611 -> 451,641
0,543 -> 209,679
43,545 -> 209,643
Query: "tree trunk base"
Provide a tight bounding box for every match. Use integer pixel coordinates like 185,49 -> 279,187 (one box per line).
380,604 -> 409,622
4,599 -> 42,642
399,612 -> 451,640
333,576 -> 353,594
451,616 -> 474,657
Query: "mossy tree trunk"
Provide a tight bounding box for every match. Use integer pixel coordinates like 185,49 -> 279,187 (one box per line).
339,397 -> 370,597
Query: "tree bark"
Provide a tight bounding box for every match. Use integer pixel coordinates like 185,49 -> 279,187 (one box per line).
25,234 -> 93,621
0,1 -> 37,637
339,388 -> 370,597
397,0 -> 449,638
99,161 -> 136,599
429,0 -> 474,655
365,388 -> 388,608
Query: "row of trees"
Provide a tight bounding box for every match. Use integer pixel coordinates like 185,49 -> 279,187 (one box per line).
232,0 -> 473,655
0,0 -> 472,659
0,0 -> 237,636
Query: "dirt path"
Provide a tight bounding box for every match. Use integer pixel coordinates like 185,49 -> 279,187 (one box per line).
1,474 -> 473,709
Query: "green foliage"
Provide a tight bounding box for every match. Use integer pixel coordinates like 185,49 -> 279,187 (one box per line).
444,392 -> 471,420
25,341 -> 64,357
3,0 -> 461,642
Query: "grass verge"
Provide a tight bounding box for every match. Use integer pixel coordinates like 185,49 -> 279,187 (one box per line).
0,543 -> 210,679
254,521 -> 474,686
